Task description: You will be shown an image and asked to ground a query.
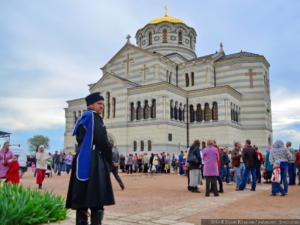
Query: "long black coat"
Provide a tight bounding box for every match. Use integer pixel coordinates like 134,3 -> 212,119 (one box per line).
66,112 -> 115,209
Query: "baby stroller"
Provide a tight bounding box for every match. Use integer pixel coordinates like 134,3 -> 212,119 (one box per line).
46,162 -> 52,177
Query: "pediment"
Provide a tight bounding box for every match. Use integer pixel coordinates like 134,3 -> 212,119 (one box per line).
165,53 -> 188,64
101,43 -> 161,73
89,72 -> 139,93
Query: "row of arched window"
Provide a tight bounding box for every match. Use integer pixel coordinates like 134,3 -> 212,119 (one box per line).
190,102 -> 218,122
185,72 -> 195,87
170,101 -> 219,122
146,30 -> 192,48
231,103 -> 240,123
133,140 -> 152,151
166,70 -> 172,84
170,100 -> 185,121
104,92 -> 116,119
130,99 -> 156,121
73,110 -> 84,124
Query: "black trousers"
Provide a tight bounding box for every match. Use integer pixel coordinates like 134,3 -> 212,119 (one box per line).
206,176 -> 218,196
112,166 -> 124,187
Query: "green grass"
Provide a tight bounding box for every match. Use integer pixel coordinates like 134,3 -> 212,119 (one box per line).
0,183 -> 67,225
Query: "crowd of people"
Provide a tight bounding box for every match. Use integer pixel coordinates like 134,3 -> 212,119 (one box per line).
1,138 -> 300,196
113,139 -> 300,197
0,142 -> 74,189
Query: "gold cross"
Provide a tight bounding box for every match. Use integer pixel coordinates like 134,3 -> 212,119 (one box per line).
164,5 -> 168,16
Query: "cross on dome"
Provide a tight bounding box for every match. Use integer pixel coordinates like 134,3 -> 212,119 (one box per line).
126,34 -> 131,43
164,5 -> 168,16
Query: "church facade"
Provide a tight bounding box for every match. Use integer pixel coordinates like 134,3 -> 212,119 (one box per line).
64,12 -> 272,154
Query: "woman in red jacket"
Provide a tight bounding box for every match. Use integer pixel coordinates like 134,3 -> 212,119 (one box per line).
5,154 -> 20,184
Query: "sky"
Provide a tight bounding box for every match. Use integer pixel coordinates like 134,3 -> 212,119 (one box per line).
1,0 -> 300,153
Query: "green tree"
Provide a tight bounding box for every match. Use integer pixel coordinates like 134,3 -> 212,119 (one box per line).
28,135 -> 50,152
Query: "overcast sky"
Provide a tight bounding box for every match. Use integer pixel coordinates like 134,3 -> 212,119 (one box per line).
1,0 -> 300,152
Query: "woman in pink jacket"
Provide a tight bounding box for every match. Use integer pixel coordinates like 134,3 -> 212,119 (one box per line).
203,139 -> 220,197
0,142 -> 14,180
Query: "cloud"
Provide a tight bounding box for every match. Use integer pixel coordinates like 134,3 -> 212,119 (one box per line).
271,88 -> 300,130
271,87 -> 300,146
0,97 -> 65,130
274,129 -> 300,145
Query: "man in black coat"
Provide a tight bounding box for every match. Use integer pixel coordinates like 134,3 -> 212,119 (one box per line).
66,92 -> 115,225
237,139 -> 258,191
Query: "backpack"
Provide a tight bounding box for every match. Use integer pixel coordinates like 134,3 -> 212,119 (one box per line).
187,147 -> 199,164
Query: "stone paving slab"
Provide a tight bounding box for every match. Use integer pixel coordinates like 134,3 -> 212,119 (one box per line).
42,185 -> 271,225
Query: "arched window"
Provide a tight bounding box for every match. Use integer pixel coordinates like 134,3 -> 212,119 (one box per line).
130,102 -> 135,121
191,72 -> 195,86
151,99 -> 156,118
163,29 -> 168,43
106,92 -> 110,119
170,100 -> 174,119
179,103 -> 182,121
196,104 -> 202,122
148,140 -> 152,151
136,101 -> 142,120
190,105 -> 195,122
133,141 -> 137,152
174,102 -> 178,120
232,104 -> 236,122
204,103 -> 210,121
169,72 -> 172,84
183,105 -> 185,122
212,102 -> 218,121
178,31 -> 182,44
185,73 -> 189,87
231,103 -> 234,121
112,97 -> 116,118
141,140 -> 144,151
73,111 -> 77,124
144,100 -> 150,119
190,35 -> 193,48
148,32 -> 152,45
235,106 -> 239,122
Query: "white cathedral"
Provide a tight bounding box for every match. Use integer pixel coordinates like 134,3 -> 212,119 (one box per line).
64,10 -> 272,154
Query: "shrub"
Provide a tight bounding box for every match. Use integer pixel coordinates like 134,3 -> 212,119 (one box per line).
0,183 -> 67,225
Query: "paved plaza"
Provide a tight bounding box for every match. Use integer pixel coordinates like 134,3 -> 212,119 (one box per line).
20,172 -> 300,225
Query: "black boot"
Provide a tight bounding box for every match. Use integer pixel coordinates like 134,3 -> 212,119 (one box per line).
194,187 -> 200,193
76,210 -> 88,225
91,209 -> 104,225
38,184 -> 42,189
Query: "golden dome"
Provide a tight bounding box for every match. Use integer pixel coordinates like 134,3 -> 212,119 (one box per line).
147,6 -> 185,25
148,15 -> 186,25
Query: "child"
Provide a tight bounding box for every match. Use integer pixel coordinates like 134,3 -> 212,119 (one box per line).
271,162 -> 285,196
5,155 -> 20,185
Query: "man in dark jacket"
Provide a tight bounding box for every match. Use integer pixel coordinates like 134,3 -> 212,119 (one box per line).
66,92 -> 115,225
238,139 -> 258,191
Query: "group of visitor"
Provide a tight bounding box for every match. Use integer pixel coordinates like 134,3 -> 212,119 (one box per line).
182,138 -> 300,197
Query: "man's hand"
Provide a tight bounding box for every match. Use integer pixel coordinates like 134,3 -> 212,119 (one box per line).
113,163 -> 119,167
